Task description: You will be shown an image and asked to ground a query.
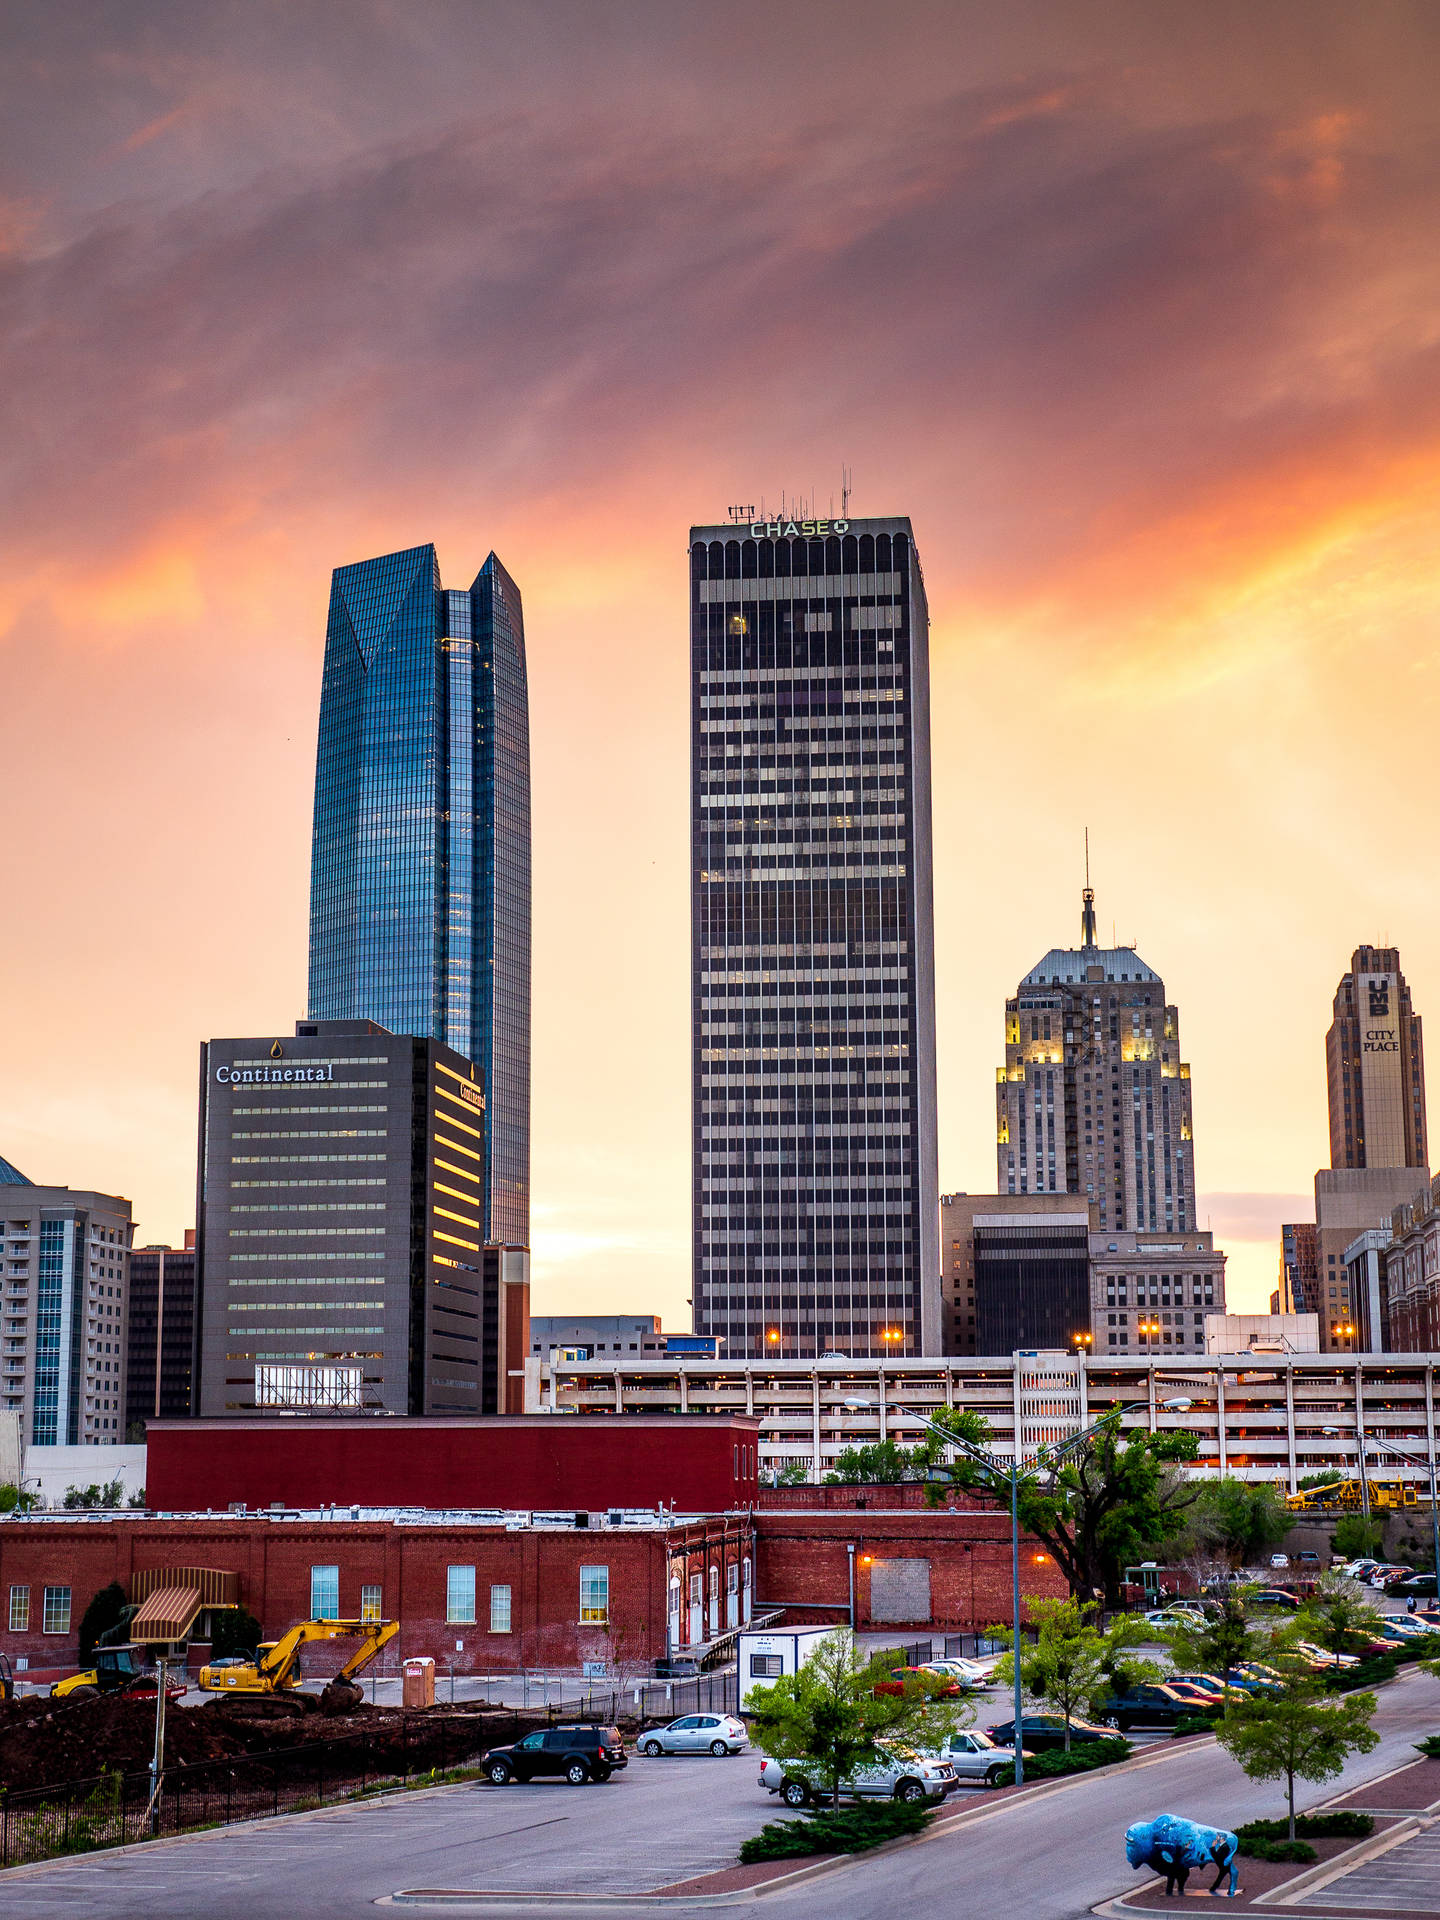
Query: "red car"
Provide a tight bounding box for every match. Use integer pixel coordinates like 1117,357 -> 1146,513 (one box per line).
874,1666 -> 963,1698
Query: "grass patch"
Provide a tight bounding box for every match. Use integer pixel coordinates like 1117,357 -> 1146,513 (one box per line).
739,1799 -> 932,1863
988,1736 -> 1133,1786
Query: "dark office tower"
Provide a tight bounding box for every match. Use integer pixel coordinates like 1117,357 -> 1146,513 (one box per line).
125,1234 -> 197,1425
689,513 -> 940,1359
193,1020 -> 530,1416
997,885 -> 1197,1233
308,545 -> 531,1246
1326,945 -> 1427,1172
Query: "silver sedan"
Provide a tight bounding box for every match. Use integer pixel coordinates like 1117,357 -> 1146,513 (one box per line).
639,1713 -> 749,1756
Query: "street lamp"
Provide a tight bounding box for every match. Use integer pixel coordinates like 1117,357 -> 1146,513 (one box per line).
845,1395 -> 1121,1788
1365,1436 -> 1440,1602
1072,1331 -> 1093,1352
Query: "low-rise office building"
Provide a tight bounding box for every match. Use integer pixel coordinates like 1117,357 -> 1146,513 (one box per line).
1089,1230 -> 1226,1355
125,1235 -> 197,1427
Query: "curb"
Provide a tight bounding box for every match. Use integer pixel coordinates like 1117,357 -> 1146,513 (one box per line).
1255,1814 -> 1431,1908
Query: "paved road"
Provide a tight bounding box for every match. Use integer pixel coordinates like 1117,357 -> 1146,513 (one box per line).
2,1668 -> 1436,1919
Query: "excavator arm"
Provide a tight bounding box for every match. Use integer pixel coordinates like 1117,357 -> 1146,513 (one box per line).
333,1617 -> 400,1683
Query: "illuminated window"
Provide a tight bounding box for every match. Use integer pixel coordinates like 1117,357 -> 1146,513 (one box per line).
360,1584 -> 383,1622
579,1565 -> 609,1624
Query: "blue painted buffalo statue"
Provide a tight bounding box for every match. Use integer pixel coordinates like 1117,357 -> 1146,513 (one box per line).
1126,1814 -> 1241,1897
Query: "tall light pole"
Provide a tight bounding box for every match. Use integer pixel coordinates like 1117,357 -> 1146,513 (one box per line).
844,1396 -> 1120,1787
1365,1435 -> 1440,1600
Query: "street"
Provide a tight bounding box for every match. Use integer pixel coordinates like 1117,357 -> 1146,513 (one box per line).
0,1665 -> 1436,1919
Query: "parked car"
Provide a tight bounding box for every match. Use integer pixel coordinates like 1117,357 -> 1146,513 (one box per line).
1141,1608 -> 1201,1629
1392,1574 -> 1439,1598
652,1657 -> 702,1679
1251,1589 -> 1302,1610
1159,1678 -> 1227,1707
984,1713 -> 1116,1752
1232,1663 -> 1286,1694
1270,1553 -> 1290,1568
483,1724 -> 627,1786
874,1666 -> 963,1698
1296,1550 -> 1321,1564
1292,1640 -> 1359,1668
758,1744 -> 957,1807
1376,1617 -> 1434,1642
639,1714 -> 747,1757
1342,1559 -> 1381,1578
1169,1671 -> 1243,1700
917,1658 -> 992,1689
1094,1683 -> 1197,1731
931,1729 -> 1033,1786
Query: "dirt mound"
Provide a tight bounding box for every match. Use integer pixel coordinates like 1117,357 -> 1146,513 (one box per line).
0,1696 -> 528,1793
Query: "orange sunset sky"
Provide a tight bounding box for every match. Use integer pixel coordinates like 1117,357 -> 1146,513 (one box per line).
3,1 -> 1439,1323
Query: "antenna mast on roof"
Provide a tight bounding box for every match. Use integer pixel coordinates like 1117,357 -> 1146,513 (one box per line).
727,503 -> 756,525
841,465 -> 852,517
1080,828 -> 1097,948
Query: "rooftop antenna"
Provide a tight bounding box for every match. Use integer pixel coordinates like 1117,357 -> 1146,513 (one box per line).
727,503 -> 755,524
1080,828 -> 1097,948
841,465 -> 852,517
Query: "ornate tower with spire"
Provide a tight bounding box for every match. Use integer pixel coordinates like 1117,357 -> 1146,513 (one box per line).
996,879 -> 1197,1234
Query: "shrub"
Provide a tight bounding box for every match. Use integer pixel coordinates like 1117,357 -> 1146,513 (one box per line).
1171,1711 -> 1221,1736
1238,1813 -> 1373,1841
989,1736 -> 1132,1786
739,1800 -> 932,1863
1242,1838 -> 1317,1863
1332,1654 -> 1397,1691
1414,1734 -> 1440,1758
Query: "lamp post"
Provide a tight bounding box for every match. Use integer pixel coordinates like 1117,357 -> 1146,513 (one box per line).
846,1541 -> 856,1629
844,1395 -> 1120,1787
1365,1435 -> 1440,1601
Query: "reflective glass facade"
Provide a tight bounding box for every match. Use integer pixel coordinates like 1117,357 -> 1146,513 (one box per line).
308,546 -> 530,1245
689,517 -> 940,1359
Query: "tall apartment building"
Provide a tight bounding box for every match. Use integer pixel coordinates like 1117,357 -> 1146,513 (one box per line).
194,1020 -> 529,1416
1326,945 -> 1426,1171
0,1160 -> 133,1444
689,514 -> 940,1358
997,886 -> 1197,1234
308,545 -> 531,1247
124,1234 -> 197,1427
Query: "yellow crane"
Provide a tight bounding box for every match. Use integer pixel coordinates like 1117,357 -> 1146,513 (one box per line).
200,1617 -> 400,1713
1285,1478 -> 1417,1513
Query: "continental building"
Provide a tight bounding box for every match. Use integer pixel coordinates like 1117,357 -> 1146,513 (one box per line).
535,1347 -> 1440,1487
1327,945 -> 1427,1172
308,545 -> 531,1247
124,1236 -> 196,1427
998,885 -> 1196,1234
0,1159 -> 132,1444
689,514 -> 940,1358
194,1020 -> 528,1416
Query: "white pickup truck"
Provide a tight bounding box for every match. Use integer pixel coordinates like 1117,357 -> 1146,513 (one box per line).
933,1729 -> 1033,1786
758,1744 -> 957,1807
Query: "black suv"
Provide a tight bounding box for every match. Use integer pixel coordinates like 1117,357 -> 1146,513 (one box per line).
483,1724 -> 628,1785
1094,1683 -> 1197,1731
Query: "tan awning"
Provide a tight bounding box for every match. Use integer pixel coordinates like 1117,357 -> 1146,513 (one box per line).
130,1585 -> 204,1643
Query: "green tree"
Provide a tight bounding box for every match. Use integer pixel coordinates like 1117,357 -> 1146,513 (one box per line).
77,1582 -> 128,1661
824,1441 -> 927,1485
62,1478 -> 125,1510
746,1630 -> 968,1806
768,1462 -> 810,1487
1299,1575 -> 1384,1668
1179,1479 -> 1292,1566
1164,1589 -> 1265,1688
987,1597 -> 1108,1751
208,1608 -> 264,1661
1215,1662 -> 1379,1839
926,1408 -> 1201,1608
1095,1611 -> 1164,1698
1333,1514 -> 1385,1561
0,1483 -> 38,1513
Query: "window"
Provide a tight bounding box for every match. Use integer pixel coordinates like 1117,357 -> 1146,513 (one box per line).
42,1586 -> 71,1635
579,1565 -> 609,1624
489,1584 -> 512,1633
8,1585 -> 29,1632
360,1584 -> 383,1622
750,1653 -> 784,1677
310,1565 -> 340,1617
446,1566 -> 476,1625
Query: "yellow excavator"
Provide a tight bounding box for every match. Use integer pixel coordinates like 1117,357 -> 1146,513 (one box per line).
199,1617 -> 400,1714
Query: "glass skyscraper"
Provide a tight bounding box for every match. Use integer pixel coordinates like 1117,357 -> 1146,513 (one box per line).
308,544 -> 530,1245
690,514 -> 940,1359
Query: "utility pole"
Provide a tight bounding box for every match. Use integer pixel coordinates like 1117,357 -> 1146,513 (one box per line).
147,1659 -> 169,1836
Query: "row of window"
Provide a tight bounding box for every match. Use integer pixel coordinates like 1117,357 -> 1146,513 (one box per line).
8,1586 -> 69,1633
308,1564 -> 609,1629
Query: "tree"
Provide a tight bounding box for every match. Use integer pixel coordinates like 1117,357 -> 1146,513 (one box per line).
746,1630 -> 968,1806
1095,1611 -> 1164,1698
1216,1663 -> 1379,1839
1164,1590 -> 1266,1688
1298,1575 -> 1384,1667
824,1441 -> 927,1485
1178,1479 -> 1292,1567
62,1478 -> 125,1510
78,1583 -> 128,1661
1333,1514 -> 1386,1561
0,1484 -> 38,1513
988,1598 -> 1107,1751
208,1608 -> 264,1661
927,1408 -> 1201,1609
767,1462 -> 810,1488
